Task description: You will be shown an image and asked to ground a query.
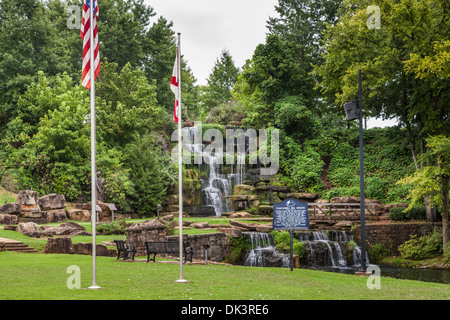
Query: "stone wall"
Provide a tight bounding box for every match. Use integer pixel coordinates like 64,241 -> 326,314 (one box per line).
166,233 -> 231,262
126,219 -> 167,255
353,222 -> 442,254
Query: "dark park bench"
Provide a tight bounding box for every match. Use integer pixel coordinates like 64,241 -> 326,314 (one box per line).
114,240 -> 136,261
144,239 -> 194,263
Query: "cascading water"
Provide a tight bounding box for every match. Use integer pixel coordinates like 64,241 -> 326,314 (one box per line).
243,232 -> 289,268
297,230 -> 369,269
241,230 -> 370,270
202,152 -> 232,215
183,126 -> 245,216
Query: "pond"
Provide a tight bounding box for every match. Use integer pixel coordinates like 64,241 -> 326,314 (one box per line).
312,264 -> 450,285
376,264 -> 450,285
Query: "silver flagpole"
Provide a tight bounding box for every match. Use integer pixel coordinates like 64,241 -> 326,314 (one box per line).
88,0 -> 101,290
175,32 -> 188,283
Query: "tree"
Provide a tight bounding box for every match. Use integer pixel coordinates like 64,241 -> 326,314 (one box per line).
4,77 -> 91,199
97,0 -> 155,71
95,60 -> 164,148
398,135 -> 450,253
0,0 -> 70,125
314,0 -> 450,221
234,0 -> 343,128
123,134 -> 174,216
235,34 -> 309,128
143,16 -> 199,116
202,49 -> 240,109
266,0 -> 344,113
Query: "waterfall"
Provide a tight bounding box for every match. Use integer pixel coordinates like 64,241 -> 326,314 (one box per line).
297,230 -> 369,269
235,153 -> 246,185
203,153 -> 232,216
241,230 -> 370,270
183,126 -> 233,216
243,232 -> 289,268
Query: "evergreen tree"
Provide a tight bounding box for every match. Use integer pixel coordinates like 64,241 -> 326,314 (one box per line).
203,49 -> 240,109
123,134 -> 173,216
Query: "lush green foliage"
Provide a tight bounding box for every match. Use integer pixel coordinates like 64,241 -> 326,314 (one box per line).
224,236 -> 251,265
123,134 -> 175,216
389,207 -> 435,222
399,229 -> 444,260
367,243 -> 389,264
202,50 -> 240,110
272,231 -> 306,257
96,219 -> 132,235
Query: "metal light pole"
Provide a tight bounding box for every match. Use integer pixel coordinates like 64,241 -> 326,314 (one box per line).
358,69 -> 367,273
343,70 -> 367,273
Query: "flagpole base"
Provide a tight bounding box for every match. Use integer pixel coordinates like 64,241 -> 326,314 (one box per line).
174,279 -> 190,283
86,285 -> 103,290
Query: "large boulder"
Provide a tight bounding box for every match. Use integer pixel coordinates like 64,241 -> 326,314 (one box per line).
20,204 -> 42,213
330,196 -> 360,203
228,212 -> 252,218
17,222 -> 40,238
72,201 -> 116,222
44,237 -> 74,254
22,211 -> 46,218
66,209 -> 90,221
217,227 -> 242,238
0,203 -> 21,215
38,194 -> 66,210
46,209 -> 67,223
17,190 -> 39,205
72,242 -> 116,257
42,221 -> 88,237
61,221 -> 86,231
233,184 -> 256,195
0,214 -> 19,225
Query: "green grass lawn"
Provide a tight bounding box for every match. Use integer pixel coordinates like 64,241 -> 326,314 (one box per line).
0,251 -> 449,300
1,217 -> 449,300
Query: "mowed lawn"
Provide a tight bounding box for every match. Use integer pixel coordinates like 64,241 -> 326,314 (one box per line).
0,251 -> 449,300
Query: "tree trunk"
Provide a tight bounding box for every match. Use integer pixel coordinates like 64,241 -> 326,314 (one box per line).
424,196 -> 437,222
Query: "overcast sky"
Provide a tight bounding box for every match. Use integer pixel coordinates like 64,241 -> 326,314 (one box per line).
145,0 -> 278,86
144,0 -> 397,128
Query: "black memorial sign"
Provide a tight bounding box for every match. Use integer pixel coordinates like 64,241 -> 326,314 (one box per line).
273,199 -> 309,230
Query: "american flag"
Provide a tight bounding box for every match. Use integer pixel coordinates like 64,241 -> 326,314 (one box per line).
80,0 -> 100,90
171,50 -> 179,123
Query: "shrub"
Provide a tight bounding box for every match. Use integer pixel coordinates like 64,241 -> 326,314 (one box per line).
389,206 -> 428,221
444,245 -> 450,264
367,243 -> 389,263
398,228 -> 443,260
96,219 -> 131,235
389,207 -> 407,221
272,231 -> 305,258
293,242 -> 306,258
406,206 -> 427,220
224,236 -> 251,265
366,176 -> 387,200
